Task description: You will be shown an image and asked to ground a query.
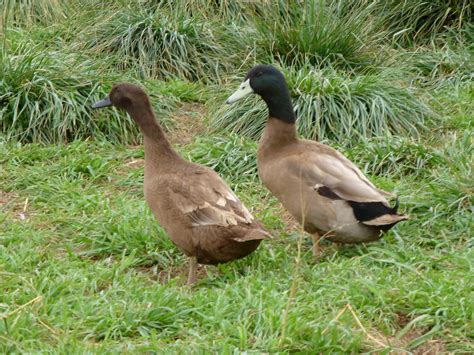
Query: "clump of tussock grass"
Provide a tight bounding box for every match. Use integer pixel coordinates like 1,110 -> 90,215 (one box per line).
250,0 -> 385,68
398,47 -> 473,86
184,133 -> 258,187
0,0 -> 68,28
0,37 -> 177,144
338,136 -> 446,178
366,0 -> 472,45
382,26 -> 474,89
145,0 -> 250,21
249,0 -> 471,68
83,5 -> 243,82
209,63 -> 432,143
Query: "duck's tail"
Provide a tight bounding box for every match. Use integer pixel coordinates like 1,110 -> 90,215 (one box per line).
233,224 -> 272,242
362,213 -> 409,227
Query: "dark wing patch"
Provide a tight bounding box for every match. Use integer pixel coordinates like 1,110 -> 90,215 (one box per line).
315,185 -> 342,200
348,201 -> 397,222
315,184 -> 404,229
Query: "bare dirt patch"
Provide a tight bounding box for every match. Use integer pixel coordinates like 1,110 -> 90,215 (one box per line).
395,312 -> 411,328
166,102 -> 207,146
0,189 -> 18,207
124,158 -> 145,169
376,312 -> 448,353
397,329 -> 447,354
275,205 -> 300,233
411,340 -> 447,354
359,326 -> 447,353
0,189 -> 30,221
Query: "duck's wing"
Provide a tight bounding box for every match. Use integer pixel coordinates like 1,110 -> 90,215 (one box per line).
291,146 -> 393,204
167,168 -> 270,241
286,145 -> 408,226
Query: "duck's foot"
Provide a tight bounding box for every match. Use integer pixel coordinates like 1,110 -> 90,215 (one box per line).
312,233 -> 321,261
186,256 -> 198,285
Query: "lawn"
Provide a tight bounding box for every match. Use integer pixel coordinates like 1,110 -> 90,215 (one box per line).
1,0 -> 473,352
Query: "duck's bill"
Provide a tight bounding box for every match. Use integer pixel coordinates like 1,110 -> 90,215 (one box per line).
91,97 -> 112,109
226,79 -> 254,104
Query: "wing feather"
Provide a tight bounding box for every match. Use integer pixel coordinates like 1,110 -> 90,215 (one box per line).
168,169 -> 254,227
289,148 -> 392,205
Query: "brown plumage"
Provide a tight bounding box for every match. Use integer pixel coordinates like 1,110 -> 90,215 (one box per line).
226,65 -> 408,257
92,83 -> 270,284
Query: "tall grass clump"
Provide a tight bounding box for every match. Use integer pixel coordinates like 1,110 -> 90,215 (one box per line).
368,0 -> 472,45
0,0 -> 68,28
394,39 -> 474,89
144,0 -> 249,21
337,136 -> 446,178
184,133 -> 258,186
84,5 -> 242,82
210,64 -> 432,143
250,0 -> 385,68
0,39 -> 143,144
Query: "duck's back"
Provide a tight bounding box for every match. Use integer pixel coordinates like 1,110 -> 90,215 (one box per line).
145,161 -> 269,264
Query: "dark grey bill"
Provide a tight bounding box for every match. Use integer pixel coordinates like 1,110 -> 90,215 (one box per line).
91,97 -> 112,109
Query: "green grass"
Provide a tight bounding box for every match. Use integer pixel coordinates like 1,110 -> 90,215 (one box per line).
184,133 -> 259,187
0,0 -> 68,28
368,0 -> 472,45
394,40 -> 474,88
1,85 -> 473,351
83,4 -> 239,82
0,32 -> 182,143
250,0 -> 384,68
0,37 -> 130,143
1,0 -> 473,352
2,0 -> 470,143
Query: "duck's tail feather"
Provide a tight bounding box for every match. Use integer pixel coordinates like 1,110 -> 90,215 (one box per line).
362,213 -> 409,227
233,226 -> 272,242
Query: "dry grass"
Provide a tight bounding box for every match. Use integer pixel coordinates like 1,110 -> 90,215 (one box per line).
167,103 -> 208,146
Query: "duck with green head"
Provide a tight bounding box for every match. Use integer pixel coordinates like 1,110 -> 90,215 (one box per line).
227,65 -> 408,257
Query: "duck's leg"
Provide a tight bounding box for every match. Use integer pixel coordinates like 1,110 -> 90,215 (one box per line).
312,233 -> 321,260
186,256 -> 198,285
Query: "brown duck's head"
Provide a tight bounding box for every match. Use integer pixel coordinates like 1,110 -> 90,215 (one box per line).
92,83 -> 150,111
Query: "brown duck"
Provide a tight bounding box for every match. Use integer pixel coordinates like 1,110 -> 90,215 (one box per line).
226,65 -> 408,257
92,83 -> 270,284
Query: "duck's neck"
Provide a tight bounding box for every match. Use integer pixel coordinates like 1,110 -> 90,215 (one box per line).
128,105 -> 183,173
260,117 -> 297,152
259,89 -> 297,152
261,89 -> 296,125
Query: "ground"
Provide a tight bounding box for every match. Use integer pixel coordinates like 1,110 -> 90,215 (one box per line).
1,1 -> 472,351
1,100 -> 472,353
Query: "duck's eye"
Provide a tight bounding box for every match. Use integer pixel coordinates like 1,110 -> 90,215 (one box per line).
256,71 -> 263,77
